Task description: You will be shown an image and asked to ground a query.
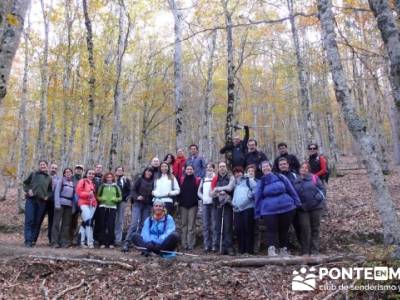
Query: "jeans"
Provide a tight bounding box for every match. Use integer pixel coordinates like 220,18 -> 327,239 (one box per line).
69,211 -> 80,245
131,232 -> 179,252
264,209 -> 296,249
125,202 -> 151,242
115,201 -> 127,243
38,197 -> 54,243
234,208 -> 255,254
51,205 -> 73,246
213,204 -> 233,252
297,209 -> 322,255
79,205 -> 96,246
97,206 -> 117,246
24,197 -> 47,244
180,206 -> 198,249
201,204 -> 216,250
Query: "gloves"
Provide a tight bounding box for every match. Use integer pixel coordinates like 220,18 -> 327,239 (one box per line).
146,242 -> 161,254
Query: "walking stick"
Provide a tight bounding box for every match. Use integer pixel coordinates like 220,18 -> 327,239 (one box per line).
219,204 -> 225,254
133,245 -> 199,257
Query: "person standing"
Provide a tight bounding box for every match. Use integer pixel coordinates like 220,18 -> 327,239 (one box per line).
122,167 -> 154,252
185,144 -> 206,178
92,164 -> 103,243
152,162 -> 180,215
114,166 -> 131,246
76,169 -> 97,249
272,143 -> 301,174
307,143 -> 329,183
276,157 -> 298,184
129,200 -> 179,256
69,165 -> 84,244
211,161 -> 235,256
254,161 -> 300,256
220,125 -> 250,168
197,163 -> 216,252
172,148 -> 186,180
178,165 -> 201,250
244,139 -> 268,179
164,154 -> 175,168
23,160 -> 52,247
97,173 -> 122,248
150,157 -> 161,179
232,165 -> 258,254
294,163 -> 326,255
52,168 -> 74,248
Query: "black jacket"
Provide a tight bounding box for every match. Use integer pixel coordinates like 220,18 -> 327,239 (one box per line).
272,153 -> 301,174
131,177 -> 154,206
178,175 -> 200,208
294,174 -> 326,211
220,126 -> 250,168
279,171 -> 298,185
245,150 -> 268,179
116,176 -> 131,202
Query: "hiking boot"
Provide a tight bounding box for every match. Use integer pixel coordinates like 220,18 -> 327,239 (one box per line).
24,241 -> 33,248
88,244 -> 94,249
268,246 -> 278,257
227,248 -> 236,256
279,247 -> 289,256
81,244 -> 88,249
100,245 -> 106,249
121,242 -> 129,252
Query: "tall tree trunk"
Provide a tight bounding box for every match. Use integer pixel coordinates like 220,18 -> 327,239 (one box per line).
82,0 -> 96,167
201,29 -> 217,157
17,15 -> 29,212
368,0 -> 400,164
318,0 -> 400,245
35,0 -> 49,161
168,0 -> 184,149
288,0 -> 316,143
0,0 -> 30,103
108,0 -> 130,171
221,0 -> 235,167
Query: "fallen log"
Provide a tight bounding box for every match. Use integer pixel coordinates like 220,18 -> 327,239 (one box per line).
28,255 -> 135,270
219,254 -> 366,267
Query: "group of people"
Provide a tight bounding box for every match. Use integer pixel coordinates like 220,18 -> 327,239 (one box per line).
23,126 -> 329,257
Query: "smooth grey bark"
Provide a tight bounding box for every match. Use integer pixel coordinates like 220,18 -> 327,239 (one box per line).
287,0 -> 316,143
82,0 -> 96,167
108,0 -> 130,171
318,0 -> 400,245
168,0 -> 185,149
368,0 -> 400,164
35,0 -> 49,161
221,0 -> 235,167
0,0 -> 30,103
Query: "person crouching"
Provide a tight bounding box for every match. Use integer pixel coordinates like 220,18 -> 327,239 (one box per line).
128,200 -> 179,255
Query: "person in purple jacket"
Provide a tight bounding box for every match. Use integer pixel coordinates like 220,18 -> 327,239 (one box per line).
254,161 -> 300,257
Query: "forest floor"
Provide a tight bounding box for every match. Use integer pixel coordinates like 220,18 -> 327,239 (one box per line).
1,156 -> 400,299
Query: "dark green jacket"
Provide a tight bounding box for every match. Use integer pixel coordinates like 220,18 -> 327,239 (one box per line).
23,171 -> 52,200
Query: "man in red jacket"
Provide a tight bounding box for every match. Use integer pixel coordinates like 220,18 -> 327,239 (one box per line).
307,143 -> 328,182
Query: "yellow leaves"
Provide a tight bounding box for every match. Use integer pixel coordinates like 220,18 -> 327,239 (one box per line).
6,14 -> 19,26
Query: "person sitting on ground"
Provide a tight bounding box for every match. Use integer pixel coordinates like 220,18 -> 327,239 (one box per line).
272,142 -> 301,174
294,162 -> 326,256
220,125 -> 250,168
129,200 -> 179,256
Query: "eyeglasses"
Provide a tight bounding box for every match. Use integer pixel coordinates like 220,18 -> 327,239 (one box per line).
309,147 -> 317,150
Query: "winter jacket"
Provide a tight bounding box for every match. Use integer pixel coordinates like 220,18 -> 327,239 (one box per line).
131,177 -> 154,206
211,173 -> 235,205
178,175 -> 201,208
141,214 -> 176,244
151,166 -> 160,180
172,156 -> 186,180
197,172 -> 215,205
152,174 -> 180,204
185,155 -> 206,178
278,171 -> 298,185
220,126 -> 249,168
308,154 -> 328,178
294,174 -> 326,211
51,175 -> 61,192
93,173 -> 103,193
272,153 -> 301,174
116,176 -> 131,202
244,150 -> 268,179
54,177 -> 75,208
97,183 -> 122,208
23,171 -> 52,201
232,176 -> 257,212
76,178 -> 97,207
254,173 -> 300,218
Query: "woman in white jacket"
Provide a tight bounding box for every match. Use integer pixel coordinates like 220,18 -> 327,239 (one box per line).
197,163 -> 216,252
152,161 -> 180,215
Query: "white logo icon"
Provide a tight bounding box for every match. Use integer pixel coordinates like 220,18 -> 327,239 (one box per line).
292,267 -> 318,291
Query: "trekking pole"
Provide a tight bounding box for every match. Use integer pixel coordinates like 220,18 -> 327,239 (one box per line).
219,204 -> 225,254
133,245 -> 199,257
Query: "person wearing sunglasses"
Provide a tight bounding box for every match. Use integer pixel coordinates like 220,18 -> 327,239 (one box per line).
307,143 -> 328,183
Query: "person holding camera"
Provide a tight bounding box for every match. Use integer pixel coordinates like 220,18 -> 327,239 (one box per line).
220,125 -> 250,169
